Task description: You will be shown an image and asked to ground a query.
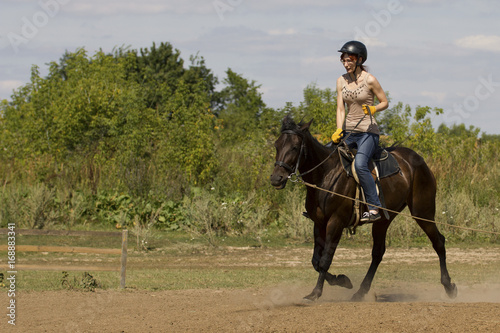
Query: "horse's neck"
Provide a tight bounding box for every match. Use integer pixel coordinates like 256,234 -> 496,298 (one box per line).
299,134 -> 340,181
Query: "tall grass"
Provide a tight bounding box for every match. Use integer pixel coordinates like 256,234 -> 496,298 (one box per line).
182,188 -> 271,246
276,185 -> 313,242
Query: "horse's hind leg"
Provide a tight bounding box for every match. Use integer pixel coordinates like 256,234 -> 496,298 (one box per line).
409,201 -> 457,298
409,160 -> 457,298
415,219 -> 457,298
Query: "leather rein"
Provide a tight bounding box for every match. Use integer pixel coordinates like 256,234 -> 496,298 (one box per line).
274,115 -> 367,181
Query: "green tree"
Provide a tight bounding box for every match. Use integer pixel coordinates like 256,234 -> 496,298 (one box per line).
297,83 -> 337,142
409,106 -> 443,155
182,53 -> 220,109
130,42 -> 185,113
0,48 -> 161,195
377,101 -> 412,143
438,123 -> 480,138
217,69 -> 267,141
158,80 -> 219,185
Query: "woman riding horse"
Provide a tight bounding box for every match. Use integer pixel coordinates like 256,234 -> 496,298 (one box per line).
332,41 -> 389,222
270,42 -> 457,301
271,115 -> 457,301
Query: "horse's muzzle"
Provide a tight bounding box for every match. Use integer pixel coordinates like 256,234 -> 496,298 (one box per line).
270,169 -> 288,189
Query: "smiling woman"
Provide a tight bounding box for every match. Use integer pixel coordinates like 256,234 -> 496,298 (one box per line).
335,40 -> 388,221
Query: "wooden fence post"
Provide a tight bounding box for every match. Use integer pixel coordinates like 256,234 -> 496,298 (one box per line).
120,229 -> 128,289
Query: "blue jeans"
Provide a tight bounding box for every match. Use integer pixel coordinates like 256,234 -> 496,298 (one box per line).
344,132 -> 381,211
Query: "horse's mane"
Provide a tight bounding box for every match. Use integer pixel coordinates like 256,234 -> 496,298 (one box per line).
280,115 -> 337,153
280,115 -> 305,133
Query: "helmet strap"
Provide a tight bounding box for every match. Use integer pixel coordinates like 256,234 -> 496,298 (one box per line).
350,59 -> 362,83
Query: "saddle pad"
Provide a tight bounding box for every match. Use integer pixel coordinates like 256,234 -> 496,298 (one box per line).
374,149 -> 400,179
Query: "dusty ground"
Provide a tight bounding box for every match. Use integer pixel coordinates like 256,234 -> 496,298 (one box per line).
2,246 -> 500,332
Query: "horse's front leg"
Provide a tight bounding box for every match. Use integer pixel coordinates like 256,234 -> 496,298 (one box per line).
304,271 -> 326,301
351,222 -> 389,301
305,221 -> 344,301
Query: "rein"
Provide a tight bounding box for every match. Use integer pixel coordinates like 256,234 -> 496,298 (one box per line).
275,115 -> 367,182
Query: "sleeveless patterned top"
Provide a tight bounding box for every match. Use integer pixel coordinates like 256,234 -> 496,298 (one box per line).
341,73 -> 380,135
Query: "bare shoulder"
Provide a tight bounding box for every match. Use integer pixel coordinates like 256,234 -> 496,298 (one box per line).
336,76 -> 344,88
365,72 -> 382,88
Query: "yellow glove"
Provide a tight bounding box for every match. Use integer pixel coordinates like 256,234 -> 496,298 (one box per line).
331,128 -> 343,144
362,105 -> 376,115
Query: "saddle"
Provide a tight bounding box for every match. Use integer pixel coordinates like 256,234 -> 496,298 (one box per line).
338,144 -> 400,179
338,143 -> 401,234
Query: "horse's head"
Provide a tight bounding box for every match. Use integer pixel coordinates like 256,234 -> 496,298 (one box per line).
270,115 -> 312,189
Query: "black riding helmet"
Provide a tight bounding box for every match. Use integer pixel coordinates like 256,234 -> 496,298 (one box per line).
338,40 -> 367,64
338,41 -> 367,82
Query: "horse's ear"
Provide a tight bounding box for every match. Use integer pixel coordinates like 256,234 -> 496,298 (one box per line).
299,119 -> 313,131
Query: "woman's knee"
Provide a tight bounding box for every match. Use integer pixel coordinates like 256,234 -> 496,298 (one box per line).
354,153 -> 370,171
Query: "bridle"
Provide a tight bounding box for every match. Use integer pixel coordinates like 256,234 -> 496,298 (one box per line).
274,130 -> 306,176
274,129 -> 338,182
274,115 -> 367,182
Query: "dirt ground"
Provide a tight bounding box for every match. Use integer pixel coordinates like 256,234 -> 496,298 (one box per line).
2,247 -> 500,332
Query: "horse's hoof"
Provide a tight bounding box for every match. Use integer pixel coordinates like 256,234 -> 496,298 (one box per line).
337,274 -> 353,289
325,274 -> 353,289
303,290 -> 321,302
351,292 -> 364,302
445,283 -> 458,299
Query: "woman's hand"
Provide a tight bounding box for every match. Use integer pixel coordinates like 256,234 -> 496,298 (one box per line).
331,128 -> 344,143
362,105 -> 377,115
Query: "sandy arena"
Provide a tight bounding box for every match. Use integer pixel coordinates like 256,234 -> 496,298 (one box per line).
2,246 -> 499,332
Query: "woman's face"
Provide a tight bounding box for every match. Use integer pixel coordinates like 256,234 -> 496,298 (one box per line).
340,53 -> 358,73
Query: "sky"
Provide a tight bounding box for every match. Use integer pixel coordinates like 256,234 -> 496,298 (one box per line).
1,0 -> 499,134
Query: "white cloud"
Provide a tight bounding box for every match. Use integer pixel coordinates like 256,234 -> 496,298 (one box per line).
454,35 -> 500,53
420,91 -> 447,103
248,0 -> 345,10
182,26 -> 303,57
0,80 -> 23,97
65,0 -> 213,16
301,55 -> 336,67
408,0 -> 447,3
268,28 -> 298,36
355,37 -> 387,48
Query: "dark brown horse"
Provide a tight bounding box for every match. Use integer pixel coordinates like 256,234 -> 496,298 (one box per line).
270,115 -> 457,301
